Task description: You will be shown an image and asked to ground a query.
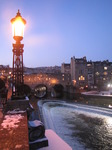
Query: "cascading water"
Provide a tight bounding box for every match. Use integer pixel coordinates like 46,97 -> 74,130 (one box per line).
41,101 -> 112,150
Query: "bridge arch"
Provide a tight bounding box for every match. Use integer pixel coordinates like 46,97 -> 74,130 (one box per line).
0,78 -> 5,90
17,84 -> 32,97
34,84 -> 47,98
51,84 -> 64,98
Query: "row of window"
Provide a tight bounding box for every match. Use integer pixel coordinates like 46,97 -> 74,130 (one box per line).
95,71 -> 112,76
87,65 -> 109,71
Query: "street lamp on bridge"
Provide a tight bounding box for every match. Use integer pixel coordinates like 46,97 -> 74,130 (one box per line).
11,10 -> 26,99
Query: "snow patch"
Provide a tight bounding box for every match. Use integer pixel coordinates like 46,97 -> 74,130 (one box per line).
7,108 -> 26,114
15,145 -> 22,149
1,114 -> 24,130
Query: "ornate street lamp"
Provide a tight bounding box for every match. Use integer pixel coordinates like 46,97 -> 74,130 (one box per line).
11,10 -> 26,99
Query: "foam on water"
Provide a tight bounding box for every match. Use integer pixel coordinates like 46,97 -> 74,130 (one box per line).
42,101 -> 112,150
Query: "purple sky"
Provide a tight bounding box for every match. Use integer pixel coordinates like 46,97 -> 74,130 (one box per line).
0,0 -> 112,67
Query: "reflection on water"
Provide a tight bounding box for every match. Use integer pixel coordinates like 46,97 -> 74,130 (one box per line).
46,103 -> 112,150
66,113 -> 112,150
34,85 -> 47,98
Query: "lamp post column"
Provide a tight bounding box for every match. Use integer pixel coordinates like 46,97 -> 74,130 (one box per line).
11,10 -> 26,99
12,42 -> 24,98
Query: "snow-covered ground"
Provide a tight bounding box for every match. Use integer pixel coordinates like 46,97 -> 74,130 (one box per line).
1,109 -> 26,130
40,101 -> 112,150
82,90 -> 112,97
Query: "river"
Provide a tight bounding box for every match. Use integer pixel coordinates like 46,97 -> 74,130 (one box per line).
39,101 -> 112,150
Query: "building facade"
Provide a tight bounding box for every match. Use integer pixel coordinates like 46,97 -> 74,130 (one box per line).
93,60 -> 112,89
61,63 -> 70,74
61,57 -> 112,90
70,56 -> 88,88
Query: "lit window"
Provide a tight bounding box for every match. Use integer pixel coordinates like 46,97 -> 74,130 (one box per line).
87,64 -> 91,67
96,72 -> 99,76
108,84 -> 110,87
79,76 -> 85,81
72,80 -> 76,85
104,72 -> 108,75
51,79 -> 57,84
104,67 -> 107,70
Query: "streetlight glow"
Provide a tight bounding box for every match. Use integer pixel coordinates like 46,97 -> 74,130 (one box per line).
12,18 -> 25,37
107,84 -> 110,88
11,10 -> 26,41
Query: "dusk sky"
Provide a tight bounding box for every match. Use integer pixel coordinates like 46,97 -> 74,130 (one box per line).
0,0 -> 112,67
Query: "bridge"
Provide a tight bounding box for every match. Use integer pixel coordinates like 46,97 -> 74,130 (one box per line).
24,73 -> 71,98
24,73 -> 70,90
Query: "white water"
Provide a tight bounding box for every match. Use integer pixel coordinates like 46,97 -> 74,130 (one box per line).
41,101 -> 112,150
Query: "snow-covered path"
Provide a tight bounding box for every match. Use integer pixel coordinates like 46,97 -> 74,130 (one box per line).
40,101 -> 112,150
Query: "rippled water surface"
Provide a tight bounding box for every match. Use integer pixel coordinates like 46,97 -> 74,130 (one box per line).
43,102 -> 112,150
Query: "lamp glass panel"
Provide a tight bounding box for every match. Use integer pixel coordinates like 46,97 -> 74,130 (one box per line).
12,17 -> 25,37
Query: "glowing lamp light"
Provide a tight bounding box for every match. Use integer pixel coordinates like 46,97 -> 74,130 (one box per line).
11,10 -> 26,41
108,84 -> 110,88
51,79 -> 58,84
72,80 -> 76,85
108,104 -> 112,108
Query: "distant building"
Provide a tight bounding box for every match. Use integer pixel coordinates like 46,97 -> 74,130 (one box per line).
24,66 -> 61,74
61,63 -> 70,74
87,61 -> 94,87
93,60 -> 112,89
0,65 -> 10,76
70,56 -> 88,88
61,57 -> 112,90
